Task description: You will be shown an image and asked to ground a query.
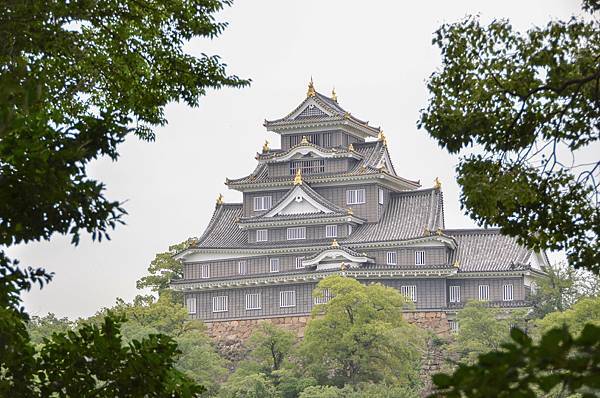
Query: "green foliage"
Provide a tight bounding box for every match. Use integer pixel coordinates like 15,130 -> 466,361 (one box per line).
246,322 -> 296,374
536,296 -> 600,338
530,262 -> 600,318
218,373 -> 279,398
299,383 -> 419,398
36,314 -> 204,397
137,239 -> 194,295
430,325 -> 600,397
418,3 -> 600,273
299,385 -> 355,398
451,301 -> 527,364
28,313 -> 74,346
299,276 -> 424,388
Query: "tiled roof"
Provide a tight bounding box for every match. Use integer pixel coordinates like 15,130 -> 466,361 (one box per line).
444,229 -> 532,272
303,244 -> 370,261
228,141 -> 418,187
240,183 -> 357,223
343,188 -> 445,243
195,204 -> 246,248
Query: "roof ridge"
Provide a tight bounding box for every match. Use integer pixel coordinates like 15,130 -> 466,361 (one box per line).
444,228 -> 503,234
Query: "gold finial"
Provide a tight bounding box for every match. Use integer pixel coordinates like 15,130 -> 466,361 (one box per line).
453,260 -> 460,268
331,239 -> 339,248
436,228 -> 443,236
307,77 -> 316,97
348,143 -> 355,152
434,177 -> 442,190
340,262 -> 348,271
378,130 -> 388,146
262,140 -> 270,153
216,193 -> 224,205
300,135 -> 309,144
424,227 -> 431,236
331,87 -> 337,102
293,168 -> 303,185
347,207 -> 354,215
344,112 -> 351,119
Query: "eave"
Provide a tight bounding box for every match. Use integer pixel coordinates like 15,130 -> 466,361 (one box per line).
237,214 -> 365,229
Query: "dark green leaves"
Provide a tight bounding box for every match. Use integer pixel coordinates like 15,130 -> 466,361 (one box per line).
419,4 -> 600,273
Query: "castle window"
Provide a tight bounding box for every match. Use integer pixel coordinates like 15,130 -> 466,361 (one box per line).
449,286 -> 461,303
314,288 -> 332,305
449,320 -> 459,333
280,290 -> 296,308
290,159 -> 325,175
245,293 -> 261,310
200,264 -> 210,279
348,225 -> 353,234
401,285 -> 417,302
238,260 -> 247,275
323,132 -> 332,147
270,258 -> 280,273
415,251 -> 426,265
378,188 -> 384,205
186,297 -> 197,314
253,196 -> 272,211
256,229 -> 268,242
287,227 -> 306,240
386,251 -> 397,265
346,189 -> 366,205
479,285 -> 490,301
325,225 -> 338,238
295,257 -> 305,269
212,296 -> 228,313
503,284 -> 514,301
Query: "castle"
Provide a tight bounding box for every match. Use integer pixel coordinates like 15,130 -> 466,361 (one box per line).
171,81 -> 547,332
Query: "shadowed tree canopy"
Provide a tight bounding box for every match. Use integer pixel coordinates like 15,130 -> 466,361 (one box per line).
418,0 -> 599,273
0,0 -> 248,395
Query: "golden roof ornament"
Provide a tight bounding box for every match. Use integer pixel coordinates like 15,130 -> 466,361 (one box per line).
453,260 -> 460,268
378,130 -> 388,146
436,228 -> 443,236
347,207 -> 354,215
331,87 -> 337,102
307,77 -> 316,97
293,168 -> 303,185
424,227 -> 431,236
434,177 -> 442,190
262,140 -> 270,153
344,112 -> 351,119
300,135 -> 309,144
216,193 -> 224,205
348,143 -> 355,152
340,262 -> 348,271
331,239 -> 339,248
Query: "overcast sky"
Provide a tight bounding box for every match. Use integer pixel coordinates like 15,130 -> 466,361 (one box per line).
12,0 -> 582,319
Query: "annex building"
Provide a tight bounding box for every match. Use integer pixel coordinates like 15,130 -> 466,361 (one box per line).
172,81 -> 547,332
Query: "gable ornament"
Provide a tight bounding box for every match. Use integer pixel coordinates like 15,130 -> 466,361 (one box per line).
262,140 -> 270,153
307,77 -> 316,97
293,168 -> 303,185
434,177 -> 442,190
216,193 -> 224,205
331,87 -> 337,102
300,135 -> 309,145
331,239 -> 340,248
378,130 -> 388,146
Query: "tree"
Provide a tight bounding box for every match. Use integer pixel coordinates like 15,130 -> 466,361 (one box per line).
451,301 -> 527,364
299,276 -> 425,388
418,1 -> 600,273
430,325 -> 600,398
536,296 -> 600,338
137,239 -> 195,296
0,0 -> 248,395
530,262 -> 600,318
218,373 -> 279,398
28,312 -> 74,346
246,322 -> 296,375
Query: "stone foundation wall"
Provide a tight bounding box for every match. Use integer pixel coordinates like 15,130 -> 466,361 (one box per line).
204,311 -> 450,361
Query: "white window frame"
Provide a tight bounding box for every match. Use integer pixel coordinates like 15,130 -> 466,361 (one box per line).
186,297 -> 197,314
212,296 -> 228,313
270,258 -> 280,273
346,189 -> 366,205
503,284 -> 514,301
314,288 -> 332,305
253,196 -> 272,211
449,320 -> 459,333
238,260 -> 247,275
449,286 -> 461,303
295,256 -> 305,269
245,293 -> 261,310
415,250 -> 426,265
200,264 -> 210,279
256,229 -> 268,242
348,225 -> 353,234
479,285 -> 490,301
378,188 -> 384,205
286,227 -> 306,240
386,251 -> 397,265
401,285 -> 417,302
325,224 -> 338,238
279,290 -> 296,308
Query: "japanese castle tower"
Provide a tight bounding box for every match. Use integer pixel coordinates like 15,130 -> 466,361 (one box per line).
172,81 -> 547,329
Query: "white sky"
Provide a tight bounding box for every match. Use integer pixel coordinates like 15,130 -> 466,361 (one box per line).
12,0 -> 581,319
